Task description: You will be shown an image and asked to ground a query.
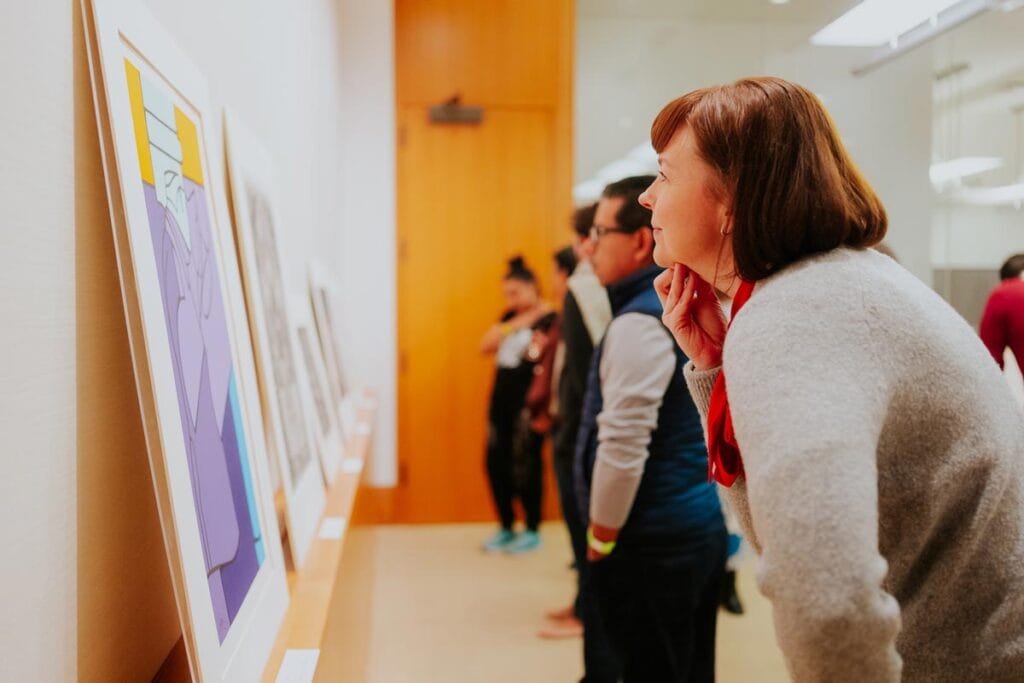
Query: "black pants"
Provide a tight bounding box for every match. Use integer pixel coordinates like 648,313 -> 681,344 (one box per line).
485,418 -> 542,531
554,449 -> 621,683
590,528 -> 727,683
553,451 -> 585,615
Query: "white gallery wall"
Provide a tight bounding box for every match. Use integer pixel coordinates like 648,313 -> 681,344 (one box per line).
933,205 -> 1024,268
575,11 -> 935,284
0,0 -> 396,679
0,3 -> 77,679
335,0 -> 397,487
930,11 -> 1024,272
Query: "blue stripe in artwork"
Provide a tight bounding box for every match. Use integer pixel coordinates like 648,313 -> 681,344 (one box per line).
229,372 -> 266,565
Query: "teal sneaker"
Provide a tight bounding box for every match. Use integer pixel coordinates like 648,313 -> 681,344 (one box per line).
482,528 -> 516,553
504,529 -> 542,554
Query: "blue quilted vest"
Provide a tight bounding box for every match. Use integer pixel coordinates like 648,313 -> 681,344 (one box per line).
574,265 -> 723,541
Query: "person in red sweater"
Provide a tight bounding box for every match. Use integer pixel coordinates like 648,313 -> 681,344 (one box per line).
979,253 -> 1024,372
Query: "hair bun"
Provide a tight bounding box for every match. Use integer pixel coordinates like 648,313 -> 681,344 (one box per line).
504,254 -> 537,283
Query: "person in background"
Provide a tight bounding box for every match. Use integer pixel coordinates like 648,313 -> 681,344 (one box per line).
526,245 -> 584,640
480,256 -> 551,553
577,175 -> 727,682
980,253 -> 1024,373
543,205 -> 619,677
647,76 -> 1024,681
525,246 -> 577,440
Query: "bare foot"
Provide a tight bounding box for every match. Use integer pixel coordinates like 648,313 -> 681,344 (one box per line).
538,616 -> 583,640
543,604 -> 575,621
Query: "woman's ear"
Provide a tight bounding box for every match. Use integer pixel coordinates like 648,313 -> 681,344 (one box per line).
719,206 -> 734,236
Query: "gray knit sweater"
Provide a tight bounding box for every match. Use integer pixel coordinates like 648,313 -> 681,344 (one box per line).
683,248 -> 1024,682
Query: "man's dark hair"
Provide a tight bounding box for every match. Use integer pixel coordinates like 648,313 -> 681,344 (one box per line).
1000,253 -> 1024,281
601,175 -> 656,232
554,245 -> 577,275
573,203 -> 597,238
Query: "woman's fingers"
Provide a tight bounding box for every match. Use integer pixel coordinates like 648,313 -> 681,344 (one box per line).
653,267 -> 673,307
663,264 -> 687,313
677,266 -> 696,317
691,275 -> 728,338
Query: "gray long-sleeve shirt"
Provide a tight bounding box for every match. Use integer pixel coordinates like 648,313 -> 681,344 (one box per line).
588,313 -> 676,530
684,248 -> 1024,683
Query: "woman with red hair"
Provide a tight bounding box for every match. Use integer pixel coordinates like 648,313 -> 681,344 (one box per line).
643,77 -> 1024,682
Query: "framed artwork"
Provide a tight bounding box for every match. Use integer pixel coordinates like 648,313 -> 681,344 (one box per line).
224,110 -> 326,567
308,263 -> 357,434
82,0 -> 287,679
293,295 -> 347,483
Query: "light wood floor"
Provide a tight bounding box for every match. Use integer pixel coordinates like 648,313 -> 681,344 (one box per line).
352,522 -> 789,682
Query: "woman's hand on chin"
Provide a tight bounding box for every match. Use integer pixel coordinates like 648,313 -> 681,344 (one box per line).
654,264 -> 727,370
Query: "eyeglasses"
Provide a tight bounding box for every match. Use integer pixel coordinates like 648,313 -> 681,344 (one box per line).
589,224 -> 637,242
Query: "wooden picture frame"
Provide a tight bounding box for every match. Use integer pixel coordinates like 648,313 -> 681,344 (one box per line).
293,295 -> 347,483
308,263 -> 358,435
82,0 -> 287,678
223,110 -> 326,567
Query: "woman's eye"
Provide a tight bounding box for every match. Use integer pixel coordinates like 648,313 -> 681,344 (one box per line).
659,171 -> 668,181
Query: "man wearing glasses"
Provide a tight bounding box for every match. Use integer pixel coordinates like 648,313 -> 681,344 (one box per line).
574,175 -> 727,682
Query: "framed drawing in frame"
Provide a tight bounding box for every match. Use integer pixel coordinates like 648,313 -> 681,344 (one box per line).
292,294 -> 347,483
82,0 -> 287,678
224,110 -> 326,567
308,262 -> 357,435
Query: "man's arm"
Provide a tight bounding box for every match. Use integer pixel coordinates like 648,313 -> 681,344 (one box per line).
588,314 -> 676,534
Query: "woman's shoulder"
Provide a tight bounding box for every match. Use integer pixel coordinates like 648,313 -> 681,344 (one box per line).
728,246 -> 975,363
732,249 -> 869,322
743,248 -> 922,315
726,248 -> 927,352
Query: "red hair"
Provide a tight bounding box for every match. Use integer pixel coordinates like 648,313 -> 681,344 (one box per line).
651,77 -> 887,281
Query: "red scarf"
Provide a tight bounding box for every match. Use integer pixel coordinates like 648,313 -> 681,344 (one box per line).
706,279 -> 756,487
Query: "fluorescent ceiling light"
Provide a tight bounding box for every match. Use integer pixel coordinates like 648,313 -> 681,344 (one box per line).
930,156 -> 1004,186
812,0 -> 963,46
953,182 -> 1024,206
771,0 -> 791,5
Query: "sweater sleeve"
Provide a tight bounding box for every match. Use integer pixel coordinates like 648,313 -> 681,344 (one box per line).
683,362 -> 719,422
724,284 -> 902,682
588,314 -> 676,530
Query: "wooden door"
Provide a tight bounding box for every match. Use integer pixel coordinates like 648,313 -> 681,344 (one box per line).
376,0 -> 573,523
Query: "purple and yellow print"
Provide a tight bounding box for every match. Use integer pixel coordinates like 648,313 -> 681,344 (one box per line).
124,58 -> 264,643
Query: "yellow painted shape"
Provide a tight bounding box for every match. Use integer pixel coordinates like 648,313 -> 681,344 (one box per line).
124,59 -> 154,186
174,106 -> 205,186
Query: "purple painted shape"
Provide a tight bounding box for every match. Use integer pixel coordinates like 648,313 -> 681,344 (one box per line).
218,390 -> 260,623
142,179 -> 260,641
182,177 -> 233,431
192,355 -> 241,569
208,569 -> 230,641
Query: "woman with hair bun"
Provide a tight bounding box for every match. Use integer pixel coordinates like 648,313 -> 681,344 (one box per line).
642,77 -> 1024,682
479,255 -> 552,553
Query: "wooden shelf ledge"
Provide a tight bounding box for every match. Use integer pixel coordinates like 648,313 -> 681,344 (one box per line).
261,392 -> 377,682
